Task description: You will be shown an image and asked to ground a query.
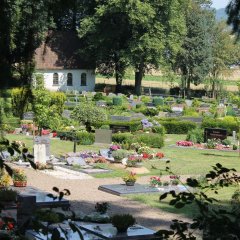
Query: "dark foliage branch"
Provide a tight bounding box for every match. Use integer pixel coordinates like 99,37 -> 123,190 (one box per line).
156,163 -> 240,240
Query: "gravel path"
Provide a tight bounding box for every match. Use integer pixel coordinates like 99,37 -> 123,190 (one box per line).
21,166 -> 190,231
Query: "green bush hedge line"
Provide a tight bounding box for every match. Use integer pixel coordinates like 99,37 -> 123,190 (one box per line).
57,131 -> 94,145
201,117 -> 238,135
112,132 -> 164,148
157,119 -> 197,134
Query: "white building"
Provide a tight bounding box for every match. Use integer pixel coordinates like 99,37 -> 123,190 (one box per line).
34,31 -> 95,92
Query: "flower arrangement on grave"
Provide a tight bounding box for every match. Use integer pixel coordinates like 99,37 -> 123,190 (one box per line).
112,149 -> 129,162
150,176 -> 162,187
176,141 -> 194,147
95,202 -> 109,214
137,146 -> 151,154
141,119 -> 153,129
155,152 -> 164,159
126,155 -> 143,167
0,169 -> 11,188
110,144 -> 121,151
170,175 -> 180,186
122,171 -> 137,185
111,214 -> 136,233
12,169 -> 27,187
130,142 -> 143,151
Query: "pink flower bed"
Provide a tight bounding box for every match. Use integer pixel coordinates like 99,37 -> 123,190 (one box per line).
176,141 -> 194,147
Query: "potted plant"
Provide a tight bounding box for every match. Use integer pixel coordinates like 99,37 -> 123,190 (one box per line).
12,169 -> 27,187
0,170 -> 11,188
150,176 -> 162,187
111,214 -> 136,233
112,149 -> 129,163
170,175 -> 180,186
126,155 -> 143,167
122,172 -> 137,186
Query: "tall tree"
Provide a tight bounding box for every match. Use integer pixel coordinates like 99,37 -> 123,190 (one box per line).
129,0 -> 187,95
227,0 -> 240,37
208,21 -> 240,98
0,0 -> 21,88
175,0 -> 215,98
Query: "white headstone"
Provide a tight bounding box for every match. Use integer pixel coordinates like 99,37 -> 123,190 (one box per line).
34,144 -> 46,164
129,95 -> 134,100
233,131 -> 236,142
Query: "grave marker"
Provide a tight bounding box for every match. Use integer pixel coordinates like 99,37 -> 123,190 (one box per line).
34,135 -> 50,157
95,129 -> 112,144
204,128 -> 227,142
23,112 -> 34,120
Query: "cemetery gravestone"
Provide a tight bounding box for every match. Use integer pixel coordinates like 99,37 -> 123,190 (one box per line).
33,144 -> 46,164
110,125 -> 130,133
204,128 -> 227,142
34,136 -> 50,158
23,112 -> 34,120
110,115 -> 131,122
95,129 -> 112,144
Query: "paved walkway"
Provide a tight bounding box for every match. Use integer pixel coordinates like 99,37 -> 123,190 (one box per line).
21,166 -> 190,231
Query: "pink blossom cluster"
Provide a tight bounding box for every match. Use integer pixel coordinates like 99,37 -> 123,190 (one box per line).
176,141 -> 194,147
110,145 -> 121,151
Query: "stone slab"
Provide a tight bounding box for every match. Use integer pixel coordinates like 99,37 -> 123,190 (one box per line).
98,184 -> 189,196
66,157 -> 86,166
98,184 -> 159,196
80,168 -> 112,174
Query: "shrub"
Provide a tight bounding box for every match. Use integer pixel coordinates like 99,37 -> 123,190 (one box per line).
183,107 -> 199,117
152,126 -> 165,135
233,144 -> 238,150
100,125 -> 110,130
93,92 -> 104,101
159,120 -> 197,134
153,97 -> 164,106
132,133 -> 164,148
202,116 -> 238,135
186,128 -> 204,143
112,97 -> 122,106
112,149 -> 129,161
76,131 -> 94,145
222,139 -> 231,146
112,133 -> 133,143
141,107 -> 158,116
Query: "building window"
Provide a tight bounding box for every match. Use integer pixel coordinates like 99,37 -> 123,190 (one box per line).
53,73 -> 59,85
81,73 -> 87,86
67,73 -> 73,86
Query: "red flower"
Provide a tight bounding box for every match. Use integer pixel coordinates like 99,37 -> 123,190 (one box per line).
7,222 -> 14,230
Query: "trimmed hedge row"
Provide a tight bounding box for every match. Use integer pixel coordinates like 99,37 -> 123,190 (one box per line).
157,119 -> 197,134
201,117 -> 238,135
112,132 -> 164,148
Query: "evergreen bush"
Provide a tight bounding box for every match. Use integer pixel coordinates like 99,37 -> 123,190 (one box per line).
112,97 -> 122,106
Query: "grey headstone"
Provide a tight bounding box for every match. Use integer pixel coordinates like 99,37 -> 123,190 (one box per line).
62,110 -> 71,119
23,112 -> 34,120
110,116 -> 131,122
96,101 -> 107,107
34,136 -> 50,157
95,129 -> 112,144
66,157 -> 86,166
129,94 -> 134,100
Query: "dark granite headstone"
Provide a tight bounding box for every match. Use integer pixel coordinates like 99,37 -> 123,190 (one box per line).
110,125 -> 130,133
146,102 -> 154,107
204,128 -> 227,142
95,129 -> 112,144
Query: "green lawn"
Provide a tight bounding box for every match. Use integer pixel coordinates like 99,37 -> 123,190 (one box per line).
4,133 -> 240,221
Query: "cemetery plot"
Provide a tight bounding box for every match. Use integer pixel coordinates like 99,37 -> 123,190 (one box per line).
98,184 -> 189,196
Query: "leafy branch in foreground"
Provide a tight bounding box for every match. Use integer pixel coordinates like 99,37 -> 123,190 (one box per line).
156,163 -> 240,240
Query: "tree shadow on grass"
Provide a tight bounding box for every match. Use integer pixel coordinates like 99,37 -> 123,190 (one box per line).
201,153 -> 237,158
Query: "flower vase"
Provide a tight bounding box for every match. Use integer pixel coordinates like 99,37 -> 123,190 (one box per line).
125,181 -> 135,186
13,181 -> 27,187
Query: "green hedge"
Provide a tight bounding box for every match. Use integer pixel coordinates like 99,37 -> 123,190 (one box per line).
113,132 -> 164,148
131,133 -> 164,148
76,131 -> 94,145
158,120 -> 197,134
112,132 -> 133,143
152,126 -> 165,135
201,117 -> 238,135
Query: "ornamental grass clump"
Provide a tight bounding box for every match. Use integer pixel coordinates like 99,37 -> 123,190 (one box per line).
122,172 -> 137,183
111,214 -> 136,233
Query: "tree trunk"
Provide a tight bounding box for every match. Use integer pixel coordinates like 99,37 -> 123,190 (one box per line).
135,67 -> 144,96
212,80 -> 216,99
186,78 -> 191,99
85,122 -> 92,132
